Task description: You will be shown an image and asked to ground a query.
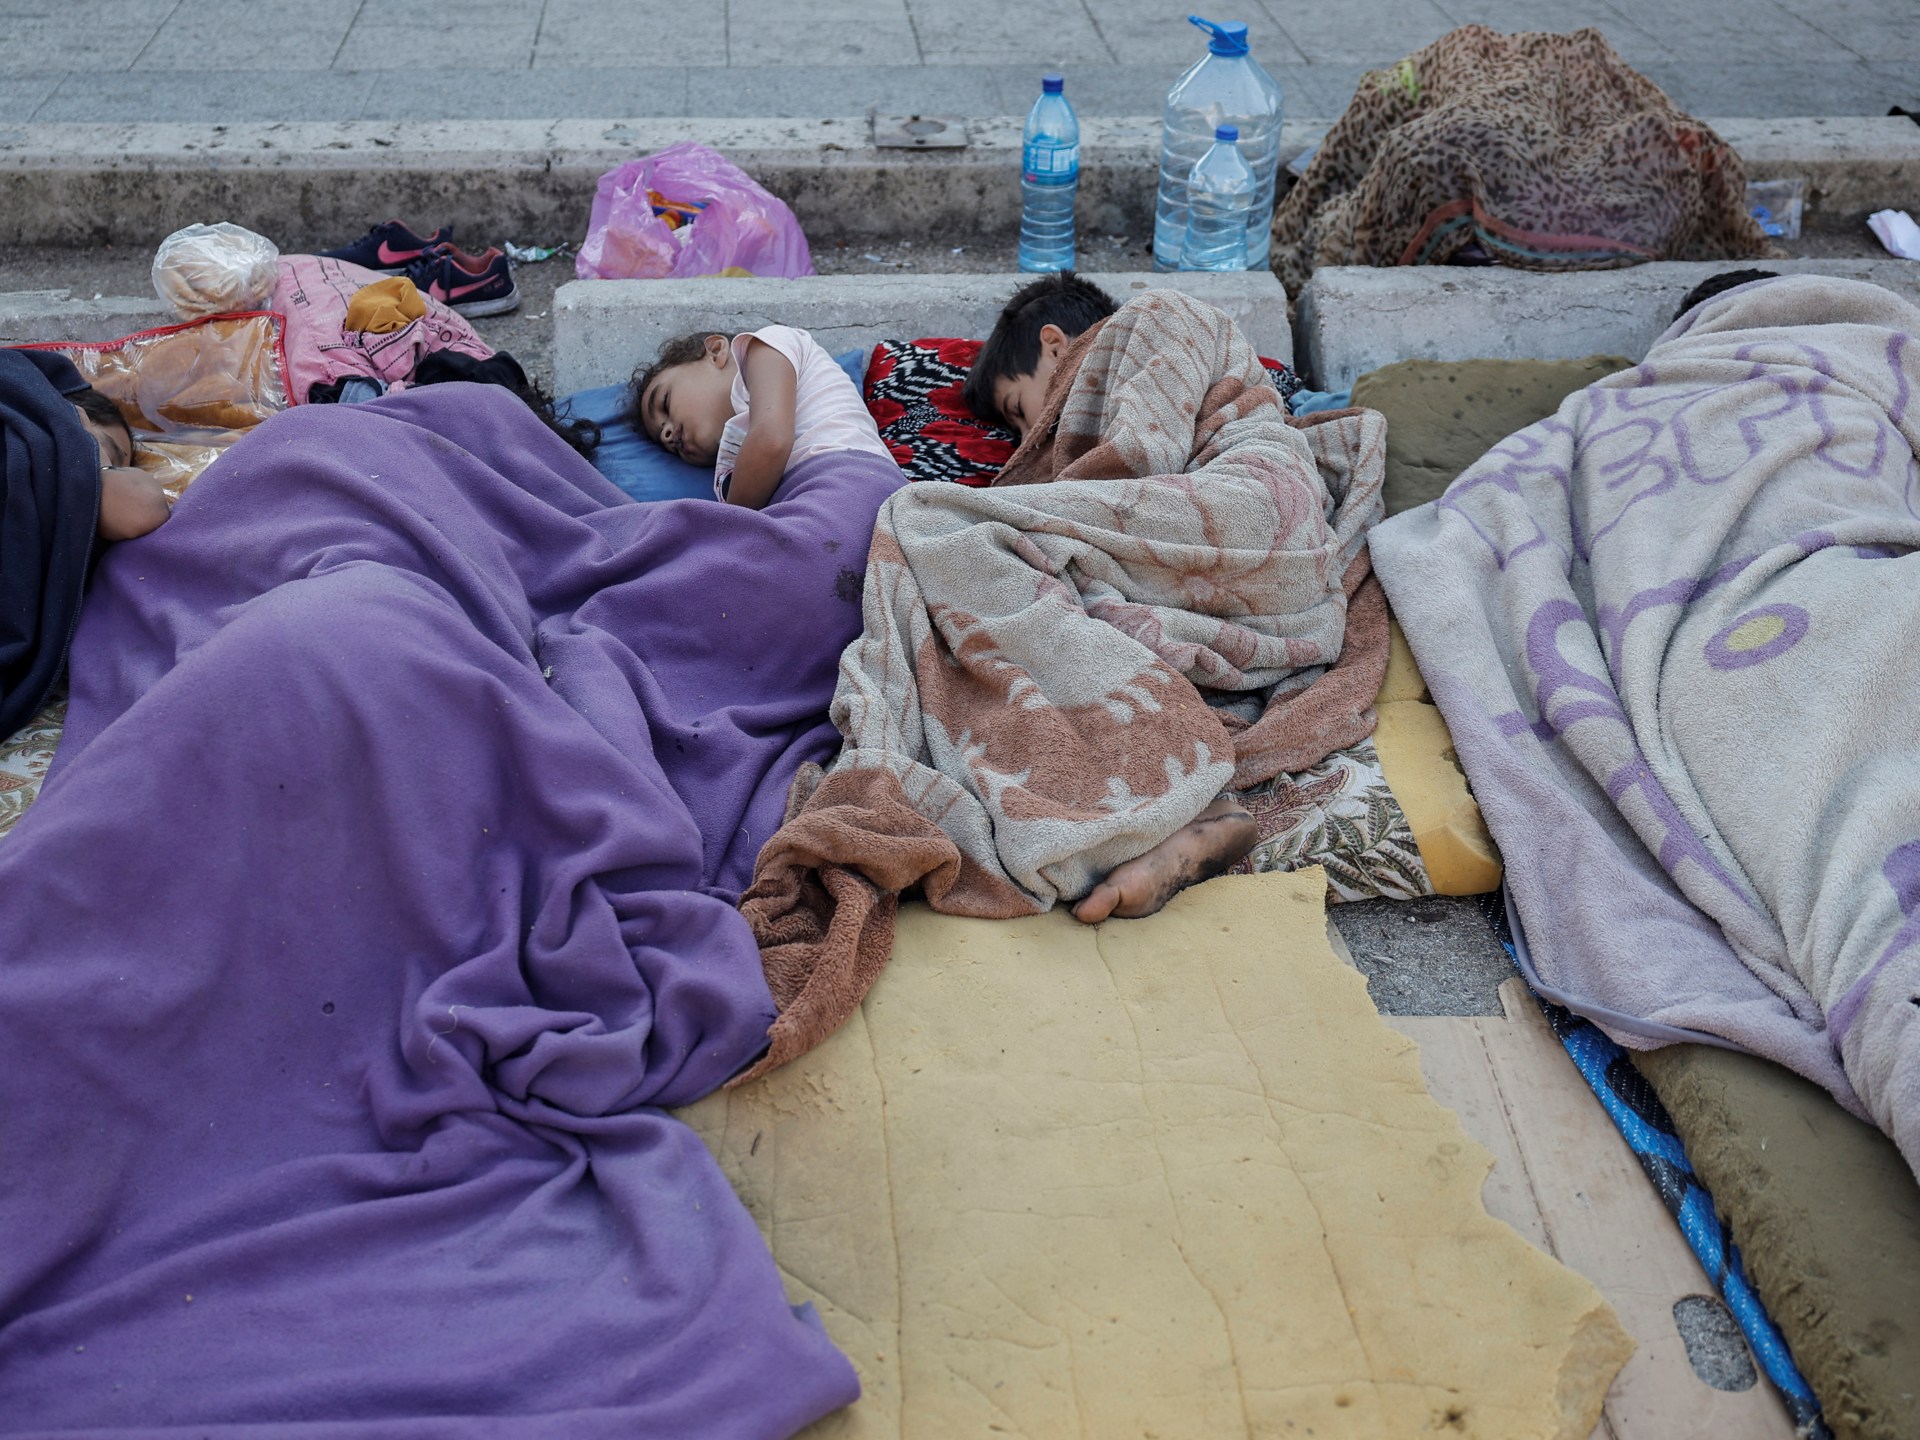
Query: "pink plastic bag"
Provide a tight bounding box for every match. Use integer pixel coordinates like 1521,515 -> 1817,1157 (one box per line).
576,142 -> 815,281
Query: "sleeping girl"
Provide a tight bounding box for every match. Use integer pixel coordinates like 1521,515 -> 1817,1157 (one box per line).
630,325 -> 897,509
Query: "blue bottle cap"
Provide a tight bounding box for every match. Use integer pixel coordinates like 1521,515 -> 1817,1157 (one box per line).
1215,124 -> 1240,141
1188,16 -> 1250,56
1041,73 -> 1064,93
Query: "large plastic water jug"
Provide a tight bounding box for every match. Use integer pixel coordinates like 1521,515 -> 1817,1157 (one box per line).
1181,125 -> 1255,270
1153,16 -> 1283,271
1018,73 -> 1080,273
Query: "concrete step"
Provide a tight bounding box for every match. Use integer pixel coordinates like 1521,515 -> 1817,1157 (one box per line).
0,288 -> 177,346
1296,259 -> 1920,389
3,115 -> 1914,253
553,270 -> 1292,395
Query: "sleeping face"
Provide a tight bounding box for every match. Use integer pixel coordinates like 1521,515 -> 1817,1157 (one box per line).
637,336 -> 738,468
72,402 -> 134,470
990,323 -> 1070,441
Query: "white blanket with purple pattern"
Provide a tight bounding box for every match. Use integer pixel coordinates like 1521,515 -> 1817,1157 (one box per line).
1369,275 -> 1920,1177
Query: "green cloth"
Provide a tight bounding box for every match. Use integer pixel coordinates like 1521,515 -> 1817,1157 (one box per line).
1351,355 -> 1633,516
1635,1045 -> 1920,1440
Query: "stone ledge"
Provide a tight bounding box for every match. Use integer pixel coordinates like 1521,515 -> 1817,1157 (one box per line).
2,115 -> 1911,250
553,269 -> 1292,395
0,289 -> 176,345
1296,259 -> 1920,389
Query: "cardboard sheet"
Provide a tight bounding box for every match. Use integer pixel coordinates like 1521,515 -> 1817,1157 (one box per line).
682,871 -> 1632,1438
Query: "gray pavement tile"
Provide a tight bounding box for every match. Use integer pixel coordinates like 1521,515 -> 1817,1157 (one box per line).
356,66 -> 690,119
1871,61 -> 1920,106
909,0 -> 1114,65
1279,62 -> 1375,118
710,64 -> 1001,116
533,0 -> 725,69
0,0 -> 177,74
353,0 -> 534,19
728,0 -> 920,68
32,68 -> 376,123
1599,0 -> 1848,66
1635,61 -> 1902,117
336,18 -> 541,71
132,0 -> 358,72
988,65 -> 1182,116
1264,0 -> 1464,64
0,74 -> 62,121
1093,8 -> 1307,67
1772,0 -> 1920,63
1425,0 -> 1656,49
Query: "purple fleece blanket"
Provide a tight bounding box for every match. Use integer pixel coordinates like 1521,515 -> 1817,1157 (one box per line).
0,385 -> 902,1436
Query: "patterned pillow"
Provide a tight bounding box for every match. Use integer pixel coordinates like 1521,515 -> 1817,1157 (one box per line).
863,338 -> 1308,486
863,338 -> 1014,487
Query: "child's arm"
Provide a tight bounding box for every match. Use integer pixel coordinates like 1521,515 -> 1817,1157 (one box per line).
725,338 -> 798,509
97,466 -> 172,541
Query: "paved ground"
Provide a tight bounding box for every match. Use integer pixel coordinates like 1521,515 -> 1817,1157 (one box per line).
2,0 -> 1914,123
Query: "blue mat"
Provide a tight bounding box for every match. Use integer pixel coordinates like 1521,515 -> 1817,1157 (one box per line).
1480,890 -> 1830,1439
560,349 -> 869,505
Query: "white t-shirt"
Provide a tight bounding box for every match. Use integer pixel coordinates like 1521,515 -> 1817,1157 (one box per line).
713,325 -> 893,499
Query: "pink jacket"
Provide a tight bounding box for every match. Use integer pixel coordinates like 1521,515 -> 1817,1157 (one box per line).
273,255 -> 493,403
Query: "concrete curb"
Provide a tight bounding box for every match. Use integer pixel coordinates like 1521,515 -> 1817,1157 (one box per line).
0,288 -> 176,345
552,270 -> 1292,394
2,115 -> 1914,252
1296,259 -> 1920,388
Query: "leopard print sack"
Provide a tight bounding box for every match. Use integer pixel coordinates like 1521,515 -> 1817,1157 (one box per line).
1270,25 -> 1772,295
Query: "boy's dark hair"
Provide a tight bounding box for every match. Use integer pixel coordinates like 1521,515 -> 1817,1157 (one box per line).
627,331 -> 721,439
963,273 -> 1119,427
70,386 -> 134,454
1671,269 -> 1779,327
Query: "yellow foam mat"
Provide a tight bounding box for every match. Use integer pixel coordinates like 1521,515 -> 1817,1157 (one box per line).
682,871 -> 1631,1438
1373,619 -> 1503,895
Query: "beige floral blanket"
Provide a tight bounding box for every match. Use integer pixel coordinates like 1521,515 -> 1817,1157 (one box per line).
742,291 -> 1387,1079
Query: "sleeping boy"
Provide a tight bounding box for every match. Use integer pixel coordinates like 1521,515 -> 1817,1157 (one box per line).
630,324 -> 897,509
964,274 -> 1272,926
961,272 -> 1119,441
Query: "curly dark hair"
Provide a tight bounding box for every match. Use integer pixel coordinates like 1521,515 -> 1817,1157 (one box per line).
516,378 -> 601,458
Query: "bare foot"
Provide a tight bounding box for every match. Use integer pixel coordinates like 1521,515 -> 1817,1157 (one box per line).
1071,796 -> 1257,924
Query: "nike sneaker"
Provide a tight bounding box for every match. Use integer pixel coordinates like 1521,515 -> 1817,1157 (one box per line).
318,220 -> 454,272
405,249 -> 520,317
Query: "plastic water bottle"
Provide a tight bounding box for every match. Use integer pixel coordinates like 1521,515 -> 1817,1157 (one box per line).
1153,16 -> 1283,271
1018,73 -> 1080,273
1181,126 -> 1255,270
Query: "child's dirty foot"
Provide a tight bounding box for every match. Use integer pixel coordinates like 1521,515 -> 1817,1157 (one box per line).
1071,796 -> 1257,924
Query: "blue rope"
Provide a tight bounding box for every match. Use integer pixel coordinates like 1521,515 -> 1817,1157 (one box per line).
1476,893 -> 1830,1439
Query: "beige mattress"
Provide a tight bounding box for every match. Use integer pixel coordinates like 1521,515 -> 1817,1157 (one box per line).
681,871 -> 1630,1438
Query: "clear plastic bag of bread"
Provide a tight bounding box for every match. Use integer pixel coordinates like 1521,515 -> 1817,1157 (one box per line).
52,313 -> 291,501
151,222 -> 282,319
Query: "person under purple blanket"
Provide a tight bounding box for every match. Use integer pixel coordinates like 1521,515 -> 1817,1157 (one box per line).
0,383 -> 902,1437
